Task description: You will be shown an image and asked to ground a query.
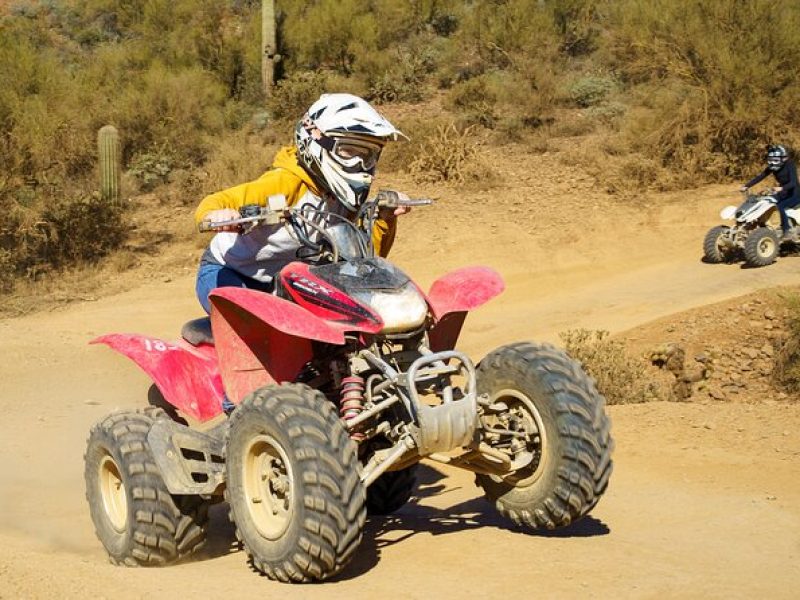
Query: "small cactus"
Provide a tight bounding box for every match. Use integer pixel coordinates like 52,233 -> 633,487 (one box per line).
98,125 -> 120,204
262,0 -> 278,96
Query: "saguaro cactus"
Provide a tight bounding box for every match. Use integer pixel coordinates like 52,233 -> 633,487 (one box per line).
98,125 -> 120,204
261,0 -> 278,96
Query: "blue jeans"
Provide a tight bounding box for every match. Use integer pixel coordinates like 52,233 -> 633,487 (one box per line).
777,195 -> 799,234
195,260 -> 273,314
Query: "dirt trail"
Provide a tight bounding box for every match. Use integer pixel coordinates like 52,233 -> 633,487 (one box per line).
0,189 -> 798,598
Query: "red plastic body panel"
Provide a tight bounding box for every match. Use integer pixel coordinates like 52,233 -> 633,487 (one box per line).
279,262 -> 384,332
426,267 -> 505,351
93,266 -> 504,420
92,334 -> 225,422
209,287 -> 349,405
426,266 -> 505,320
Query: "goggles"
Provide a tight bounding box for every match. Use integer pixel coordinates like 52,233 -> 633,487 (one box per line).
330,139 -> 383,172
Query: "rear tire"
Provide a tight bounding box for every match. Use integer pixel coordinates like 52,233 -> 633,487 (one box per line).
84,409 -> 210,566
703,225 -> 732,263
225,383 -> 366,582
366,465 -> 417,515
475,342 -> 613,529
744,227 -> 779,267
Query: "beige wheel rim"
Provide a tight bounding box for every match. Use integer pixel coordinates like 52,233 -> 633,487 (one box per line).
759,236 -> 776,258
242,434 -> 294,540
490,389 -> 548,486
99,455 -> 127,533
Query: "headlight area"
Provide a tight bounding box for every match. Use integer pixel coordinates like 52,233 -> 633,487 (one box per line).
352,283 -> 428,334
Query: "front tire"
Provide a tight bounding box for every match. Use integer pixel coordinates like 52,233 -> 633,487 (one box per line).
84,409 -> 210,566
744,227 -> 779,267
225,384 -> 366,583
366,465 -> 417,515
703,225 -> 732,263
475,342 -> 613,529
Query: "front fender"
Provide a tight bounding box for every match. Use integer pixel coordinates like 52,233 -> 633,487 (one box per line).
742,201 -> 776,222
91,334 -> 224,422
426,266 -> 505,352
209,287 -> 346,405
426,266 -> 505,320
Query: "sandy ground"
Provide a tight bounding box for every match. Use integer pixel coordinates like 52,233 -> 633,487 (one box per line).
1,179 -> 799,598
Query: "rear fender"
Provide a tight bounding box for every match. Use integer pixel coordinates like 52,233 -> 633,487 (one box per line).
91,334 -> 224,422
426,266 -> 505,351
209,287 -> 346,405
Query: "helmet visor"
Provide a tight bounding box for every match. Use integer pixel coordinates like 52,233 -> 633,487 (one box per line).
332,139 -> 382,172
768,154 -> 784,168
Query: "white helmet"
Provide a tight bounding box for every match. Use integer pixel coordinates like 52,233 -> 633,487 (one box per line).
295,93 -> 406,211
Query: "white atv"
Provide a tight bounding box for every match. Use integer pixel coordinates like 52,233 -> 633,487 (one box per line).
703,190 -> 800,268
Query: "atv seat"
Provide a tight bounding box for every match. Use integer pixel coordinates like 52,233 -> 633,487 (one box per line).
181,317 -> 214,346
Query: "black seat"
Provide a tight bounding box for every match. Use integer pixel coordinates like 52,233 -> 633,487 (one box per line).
181,317 -> 214,346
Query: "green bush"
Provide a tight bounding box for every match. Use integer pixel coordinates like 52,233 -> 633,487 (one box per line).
128,151 -> 173,192
568,75 -> 616,108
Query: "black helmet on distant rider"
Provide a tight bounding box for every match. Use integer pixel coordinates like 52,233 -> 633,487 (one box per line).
766,144 -> 789,171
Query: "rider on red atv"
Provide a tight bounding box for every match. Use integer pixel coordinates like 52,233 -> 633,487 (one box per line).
194,93 -> 410,314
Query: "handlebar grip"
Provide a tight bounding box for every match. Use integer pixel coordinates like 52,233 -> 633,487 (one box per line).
198,218 -> 241,232
375,190 -> 435,208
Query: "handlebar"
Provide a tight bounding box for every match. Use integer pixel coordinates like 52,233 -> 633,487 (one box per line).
198,191 -> 433,233
373,189 -> 433,208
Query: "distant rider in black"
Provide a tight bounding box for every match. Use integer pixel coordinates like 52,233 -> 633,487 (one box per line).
741,144 -> 799,241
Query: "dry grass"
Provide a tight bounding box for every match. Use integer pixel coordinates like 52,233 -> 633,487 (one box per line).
774,294 -> 800,392
408,122 -> 497,186
560,328 -> 661,404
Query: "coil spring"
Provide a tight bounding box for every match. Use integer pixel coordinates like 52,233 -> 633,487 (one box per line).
340,376 -> 365,440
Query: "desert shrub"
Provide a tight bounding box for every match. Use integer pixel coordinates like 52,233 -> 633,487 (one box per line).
46,193 -> 127,264
111,65 -> 226,165
774,294 -> 800,393
568,75 -> 616,108
279,0 -> 461,76
0,191 -> 127,289
128,151 -> 174,192
551,0 -> 603,57
408,122 -> 492,184
186,130 -> 278,200
279,0 -> 379,74
445,76 -> 498,128
365,43 -> 436,104
605,0 -> 800,181
377,116 -> 440,173
560,329 -> 655,404
586,101 -> 627,126
265,70 -> 328,122
0,247 -> 13,293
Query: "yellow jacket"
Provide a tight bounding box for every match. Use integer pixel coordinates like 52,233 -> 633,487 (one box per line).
195,146 -> 396,257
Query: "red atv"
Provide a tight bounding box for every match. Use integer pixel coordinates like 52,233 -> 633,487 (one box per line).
84,192 -> 613,582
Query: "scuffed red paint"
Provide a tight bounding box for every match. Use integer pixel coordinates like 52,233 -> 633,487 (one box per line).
91,334 -> 224,421
426,266 -> 505,320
